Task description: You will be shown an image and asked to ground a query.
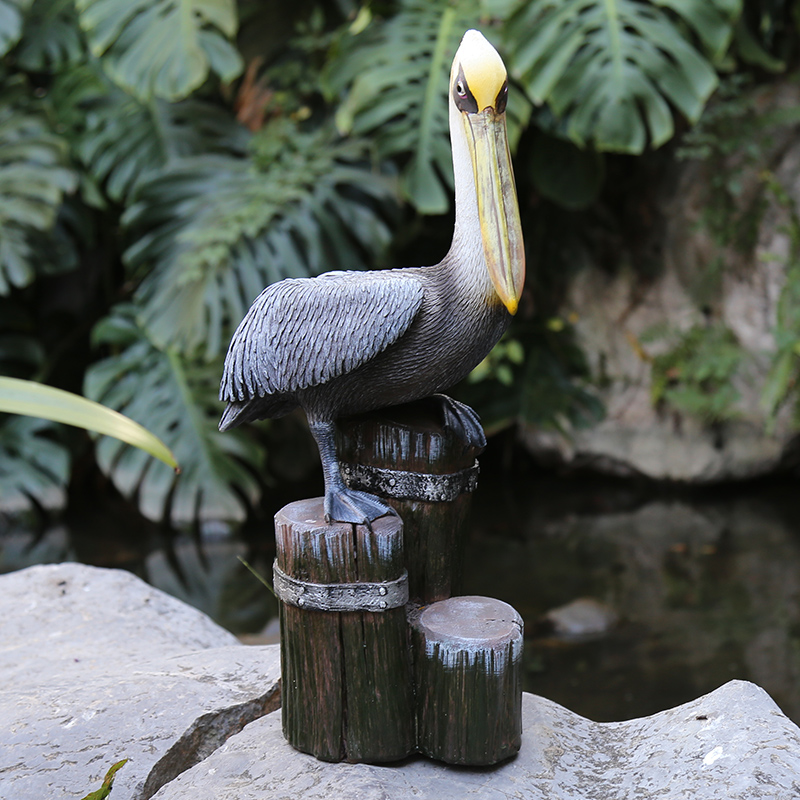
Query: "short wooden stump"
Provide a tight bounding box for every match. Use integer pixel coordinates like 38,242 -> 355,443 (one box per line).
275,498 -> 414,763
410,596 -> 524,765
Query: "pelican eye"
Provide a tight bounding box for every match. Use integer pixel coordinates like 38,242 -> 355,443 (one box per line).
495,81 -> 508,113
452,65 -> 478,113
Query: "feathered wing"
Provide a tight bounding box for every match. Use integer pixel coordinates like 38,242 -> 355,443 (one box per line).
220,271 -> 425,402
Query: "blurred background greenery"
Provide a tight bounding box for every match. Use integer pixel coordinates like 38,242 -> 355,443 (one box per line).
2,0 -> 800,723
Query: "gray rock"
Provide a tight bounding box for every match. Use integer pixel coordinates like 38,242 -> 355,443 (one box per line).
0,563 -> 280,800
521,81 -> 800,482
542,597 -> 617,640
152,681 -> 800,800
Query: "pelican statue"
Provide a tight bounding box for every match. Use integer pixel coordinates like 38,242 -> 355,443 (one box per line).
219,30 -> 525,525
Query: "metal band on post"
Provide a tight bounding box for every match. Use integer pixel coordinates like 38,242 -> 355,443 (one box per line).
341,460 -> 479,502
273,561 -> 409,612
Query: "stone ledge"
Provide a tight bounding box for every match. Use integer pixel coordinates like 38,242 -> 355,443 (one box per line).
152,681 -> 800,800
3,563 -> 800,800
0,563 -> 281,800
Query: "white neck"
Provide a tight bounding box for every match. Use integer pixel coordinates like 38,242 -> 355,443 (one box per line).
443,101 -> 495,306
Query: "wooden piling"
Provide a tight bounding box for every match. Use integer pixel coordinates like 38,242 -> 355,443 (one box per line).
337,401 -> 481,604
410,596 -> 524,766
275,498 -> 414,763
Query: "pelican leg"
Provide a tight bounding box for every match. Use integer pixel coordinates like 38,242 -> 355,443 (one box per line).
432,394 -> 487,451
308,420 -> 397,526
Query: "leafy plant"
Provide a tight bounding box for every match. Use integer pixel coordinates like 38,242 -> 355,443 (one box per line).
0,376 -> 177,467
75,0 -> 242,101
53,62 -> 248,204
324,0 -> 532,213
505,0 -> 737,154
2,0 -> 798,527
759,173 -> 800,425
85,307 -> 260,523
0,416 -> 70,512
0,83 -> 77,293
645,324 -> 744,423
80,758 -> 128,800
324,0 -> 481,213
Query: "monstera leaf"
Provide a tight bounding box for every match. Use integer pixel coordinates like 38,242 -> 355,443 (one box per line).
75,0 -> 243,101
0,0 -> 32,56
324,0 -> 479,214
85,307 -> 262,523
125,121 -> 397,358
506,0 -> 740,153
54,62 -> 248,203
15,0 -> 85,71
0,86 -> 77,294
0,416 -> 69,511
325,0 -> 531,214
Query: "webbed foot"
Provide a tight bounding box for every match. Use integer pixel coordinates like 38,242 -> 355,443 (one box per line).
432,393 -> 487,451
324,487 -> 398,527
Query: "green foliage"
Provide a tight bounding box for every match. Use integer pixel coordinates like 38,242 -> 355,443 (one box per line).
54,62 -> 248,203
518,322 -> 605,434
0,416 -> 70,511
463,320 -> 604,435
0,81 -> 77,293
75,0 -> 242,101
126,120 -> 397,357
645,324 -> 743,423
759,173 -> 800,425
676,77 -> 781,260
85,307 -> 261,523
677,79 -> 800,424
469,335 -> 525,386
0,376 -> 177,467
0,0 -> 33,57
1,0 -> 798,525
16,0 -> 85,71
324,0 -> 480,213
80,758 -> 128,800
528,134 -> 606,210
505,0 -> 736,153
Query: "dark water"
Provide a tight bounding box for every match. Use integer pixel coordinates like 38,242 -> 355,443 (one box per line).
3,465 -> 799,725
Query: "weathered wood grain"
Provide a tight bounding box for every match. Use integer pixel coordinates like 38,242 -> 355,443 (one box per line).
337,401 -> 480,604
410,596 -> 524,765
275,498 -> 414,763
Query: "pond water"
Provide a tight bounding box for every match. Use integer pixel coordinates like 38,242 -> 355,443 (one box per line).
2,461 -> 799,726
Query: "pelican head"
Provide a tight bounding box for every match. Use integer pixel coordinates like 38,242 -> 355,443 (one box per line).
450,30 -> 525,315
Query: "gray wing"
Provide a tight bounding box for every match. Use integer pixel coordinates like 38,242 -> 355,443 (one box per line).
220,271 -> 425,402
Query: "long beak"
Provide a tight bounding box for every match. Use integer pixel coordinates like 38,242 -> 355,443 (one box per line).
463,109 -> 525,315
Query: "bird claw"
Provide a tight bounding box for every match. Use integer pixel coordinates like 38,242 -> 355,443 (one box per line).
324,487 -> 398,528
432,394 -> 487,452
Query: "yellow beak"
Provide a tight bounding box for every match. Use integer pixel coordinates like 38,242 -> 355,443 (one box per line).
463,108 -> 525,315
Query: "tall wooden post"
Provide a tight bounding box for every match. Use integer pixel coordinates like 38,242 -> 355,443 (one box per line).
274,401 -> 523,766
337,401 -> 480,604
275,498 -> 414,763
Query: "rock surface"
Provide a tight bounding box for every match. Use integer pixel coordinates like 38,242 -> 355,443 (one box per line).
152,680 -> 800,800
0,563 -> 281,800
522,82 -> 800,482
3,562 -> 800,800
